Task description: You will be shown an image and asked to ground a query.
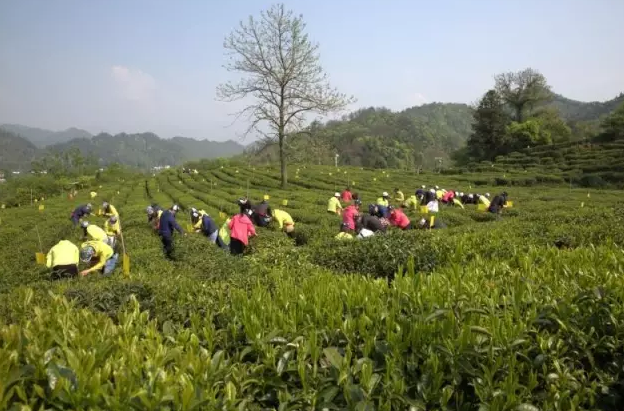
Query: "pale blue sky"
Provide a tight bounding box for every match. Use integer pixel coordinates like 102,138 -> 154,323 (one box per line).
1,0 -> 623,141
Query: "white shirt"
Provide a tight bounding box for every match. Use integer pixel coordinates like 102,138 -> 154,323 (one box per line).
357,228 -> 375,239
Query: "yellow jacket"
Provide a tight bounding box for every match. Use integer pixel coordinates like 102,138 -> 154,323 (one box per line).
273,209 -> 294,229
394,191 -> 405,202
218,218 -> 231,245
335,232 -> 353,240
452,198 -> 465,209
403,195 -> 418,210
478,196 -> 491,207
376,198 -> 389,207
193,210 -> 207,230
87,225 -> 108,242
436,190 -> 444,200
104,219 -> 121,236
81,240 -> 114,273
327,197 -> 342,213
103,204 -> 119,218
46,240 -> 79,268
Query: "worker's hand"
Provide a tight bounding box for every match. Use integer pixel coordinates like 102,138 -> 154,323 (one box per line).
79,270 -> 90,277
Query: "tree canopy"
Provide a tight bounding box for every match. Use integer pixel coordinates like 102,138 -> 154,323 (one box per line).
217,3 -> 354,187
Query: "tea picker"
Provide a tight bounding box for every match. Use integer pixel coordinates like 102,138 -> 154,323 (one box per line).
46,240 -> 80,279
158,204 -> 186,260
70,203 -> 93,226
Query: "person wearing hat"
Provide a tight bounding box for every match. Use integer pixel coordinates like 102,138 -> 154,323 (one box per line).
342,199 -> 361,231
70,203 -> 92,226
80,221 -> 108,242
376,192 -> 390,207
46,239 -> 80,279
271,208 -> 295,237
424,189 -> 439,213
79,240 -> 117,276
101,201 -> 119,218
327,192 -> 343,215
158,204 -> 185,259
252,196 -> 272,227
488,192 -> 508,214
147,205 -> 163,230
104,215 -> 121,248
335,222 -> 353,240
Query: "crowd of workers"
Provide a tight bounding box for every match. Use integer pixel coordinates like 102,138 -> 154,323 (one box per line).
327,186 -> 509,240
44,184 -> 510,278
47,201 -> 121,279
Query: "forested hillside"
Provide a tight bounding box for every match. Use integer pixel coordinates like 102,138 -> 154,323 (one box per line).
244,91 -> 624,170
0,127 -> 246,171
0,129 -> 39,171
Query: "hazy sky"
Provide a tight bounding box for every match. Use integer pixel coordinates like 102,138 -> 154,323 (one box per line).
1,0 -> 623,141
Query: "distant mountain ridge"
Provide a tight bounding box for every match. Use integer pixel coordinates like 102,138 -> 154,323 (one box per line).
0,126 -> 246,170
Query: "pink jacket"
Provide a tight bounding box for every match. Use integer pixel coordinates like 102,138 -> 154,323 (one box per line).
442,191 -> 455,203
342,205 -> 359,230
389,209 -> 410,229
228,214 -> 256,245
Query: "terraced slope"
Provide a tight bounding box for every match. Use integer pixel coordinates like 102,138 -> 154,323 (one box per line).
1,165 -> 623,409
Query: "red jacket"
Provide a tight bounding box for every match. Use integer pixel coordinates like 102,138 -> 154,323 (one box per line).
389,209 -> 411,229
341,190 -> 352,202
342,205 -> 358,230
229,214 -> 256,245
442,191 -> 455,203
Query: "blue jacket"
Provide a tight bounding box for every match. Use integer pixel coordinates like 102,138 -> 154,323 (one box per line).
201,214 -> 218,235
73,205 -> 90,219
159,210 -> 184,237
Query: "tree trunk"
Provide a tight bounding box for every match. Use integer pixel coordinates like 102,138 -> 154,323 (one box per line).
279,131 -> 287,188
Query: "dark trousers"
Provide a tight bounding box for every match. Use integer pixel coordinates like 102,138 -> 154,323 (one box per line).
230,238 -> 245,256
161,235 -> 174,259
70,214 -> 80,226
403,223 -> 413,230
51,264 -> 78,280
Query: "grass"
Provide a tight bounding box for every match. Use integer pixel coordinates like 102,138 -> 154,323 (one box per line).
1,164 -> 623,410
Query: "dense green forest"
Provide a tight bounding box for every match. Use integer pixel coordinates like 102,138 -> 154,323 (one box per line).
244,82 -> 624,169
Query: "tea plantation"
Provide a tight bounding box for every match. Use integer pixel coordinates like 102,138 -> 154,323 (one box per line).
1,164 -> 623,410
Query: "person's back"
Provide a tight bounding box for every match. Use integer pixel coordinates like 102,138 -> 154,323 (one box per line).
342,205 -> 358,229
488,194 -> 506,213
376,197 -> 389,207
229,213 -> 256,245
328,195 -> 342,214
361,214 -> 383,232
86,224 -> 108,241
202,214 -> 218,234
47,240 -> 79,268
341,189 -> 352,202
273,209 -> 294,229
159,210 -> 182,236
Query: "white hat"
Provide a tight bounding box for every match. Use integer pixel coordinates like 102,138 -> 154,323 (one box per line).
421,185 -> 426,189
430,189 -> 436,193
469,194 -> 474,198
334,192 -> 340,197
485,193 -> 490,197
435,185 -> 439,189
382,191 -> 389,197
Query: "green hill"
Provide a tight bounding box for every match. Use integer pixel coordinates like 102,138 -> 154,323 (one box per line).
553,93 -> 624,122
0,129 -> 40,171
0,124 -> 92,147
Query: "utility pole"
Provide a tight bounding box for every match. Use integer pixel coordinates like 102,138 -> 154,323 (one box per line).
334,153 -> 339,168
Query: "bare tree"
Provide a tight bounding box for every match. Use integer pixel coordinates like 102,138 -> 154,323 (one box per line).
217,3 -> 355,187
494,68 -> 552,123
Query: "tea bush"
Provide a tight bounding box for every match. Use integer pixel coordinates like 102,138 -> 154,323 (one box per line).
1,164 -> 623,409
